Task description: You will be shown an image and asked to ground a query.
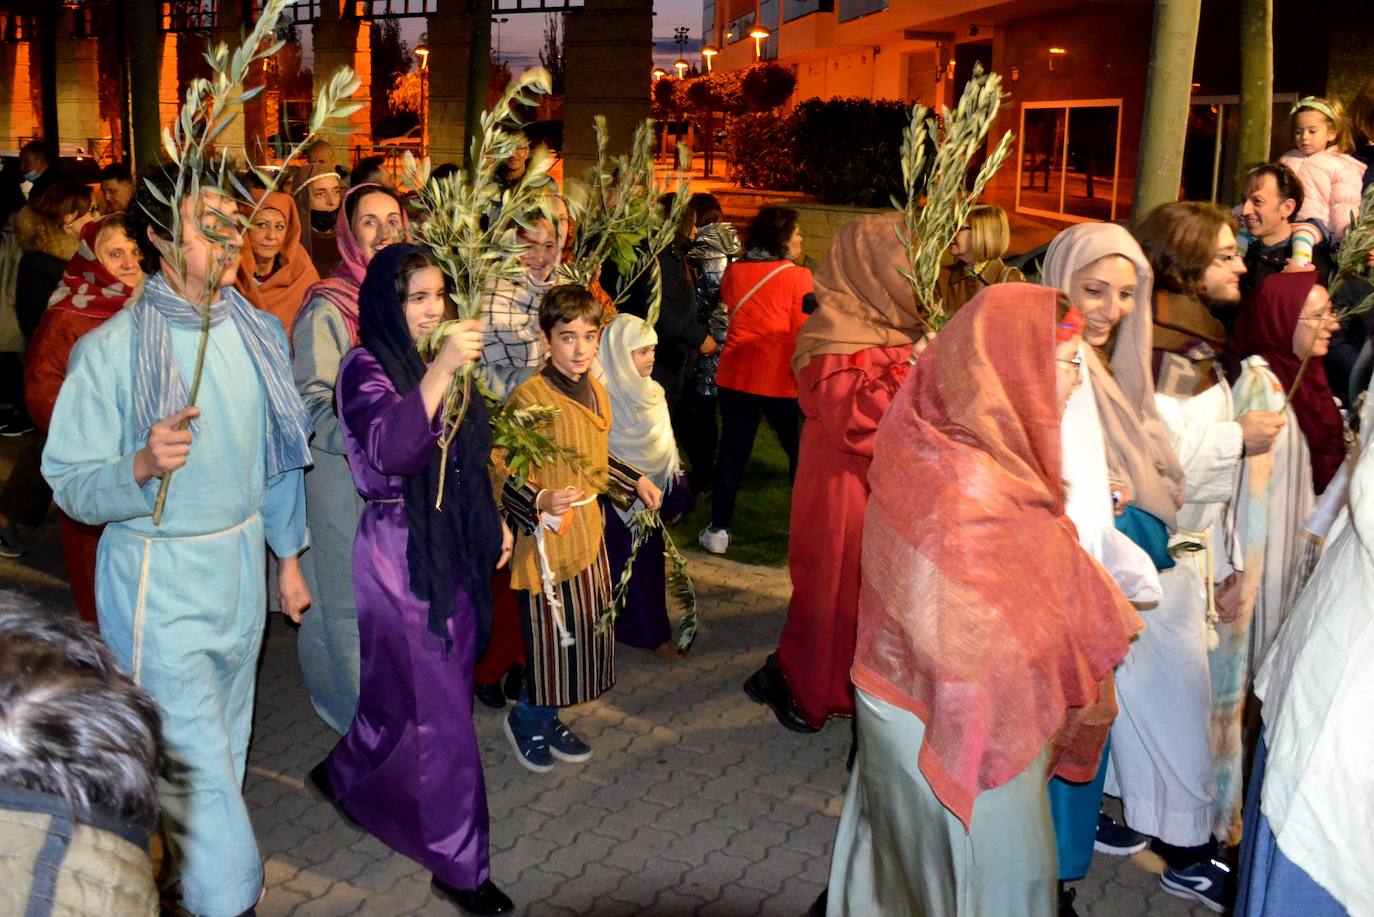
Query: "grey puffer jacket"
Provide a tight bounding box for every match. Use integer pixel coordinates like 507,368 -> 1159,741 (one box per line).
685,221 -> 741,396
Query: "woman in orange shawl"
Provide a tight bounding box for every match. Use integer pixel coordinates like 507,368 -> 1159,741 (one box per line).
235,189 -> 319,331
825,285 -> 1142,917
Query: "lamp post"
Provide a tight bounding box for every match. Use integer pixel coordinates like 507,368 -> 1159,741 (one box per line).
749,25 -> 771,60
416,44 -> 429,157
702,45 -> 718,72
494,17 -> 510,63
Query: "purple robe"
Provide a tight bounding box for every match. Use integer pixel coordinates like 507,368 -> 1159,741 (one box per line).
323,348 -> 490,889
603,476 -> 693,650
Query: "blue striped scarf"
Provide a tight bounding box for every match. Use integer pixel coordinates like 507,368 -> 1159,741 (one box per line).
130,273 -> 312,477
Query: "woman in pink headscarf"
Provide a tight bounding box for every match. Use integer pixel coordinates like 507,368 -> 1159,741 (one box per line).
293,183 -> 407,734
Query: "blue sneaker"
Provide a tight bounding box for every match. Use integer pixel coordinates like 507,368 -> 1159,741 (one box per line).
546,717 -> 592,763
504,711 -> 554,773
1159,858 -> 1231,913
1094,812 -> 1148,855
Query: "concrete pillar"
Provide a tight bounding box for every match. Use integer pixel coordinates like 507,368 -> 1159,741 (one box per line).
563,0 -> 653,184
312,11 -> 372,167
0,41 -> 37,151
426,1 -> 474,168
126,0 -> 163,171
211,0 -> 250,160
158,33 -> 181,136
55,15 -> 103,158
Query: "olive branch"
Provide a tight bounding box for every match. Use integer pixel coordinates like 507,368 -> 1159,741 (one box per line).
595,508 -> 700,653
401,69 -> 561,507
894,63 -> 1013,335
557,117 -> 692,326
147,0 -> 362,525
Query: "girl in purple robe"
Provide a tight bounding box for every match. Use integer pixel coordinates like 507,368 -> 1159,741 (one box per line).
308,243 -> 515,916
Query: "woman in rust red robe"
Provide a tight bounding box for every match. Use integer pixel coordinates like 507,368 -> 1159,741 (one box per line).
24,214 -> 142,626
743,214 -> 925,732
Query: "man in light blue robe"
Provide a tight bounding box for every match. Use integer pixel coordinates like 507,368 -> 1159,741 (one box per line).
41,177 -> 314,917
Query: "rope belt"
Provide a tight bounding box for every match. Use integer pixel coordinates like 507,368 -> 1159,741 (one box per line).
1177,527 -> 1220,651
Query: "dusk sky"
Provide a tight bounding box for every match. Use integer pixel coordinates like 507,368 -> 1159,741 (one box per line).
388,0 -> 705,74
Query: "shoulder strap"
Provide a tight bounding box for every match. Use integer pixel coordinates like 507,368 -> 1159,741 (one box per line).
727,262 -> 794,313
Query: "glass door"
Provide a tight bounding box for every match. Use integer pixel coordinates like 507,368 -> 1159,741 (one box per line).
1015,100 -> 1122,223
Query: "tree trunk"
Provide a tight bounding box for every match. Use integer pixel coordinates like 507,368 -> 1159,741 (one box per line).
464,0 -> 493,176
1132,0 -> 1203,222
126,0 -> 162,172
1235,0 -> 1273,203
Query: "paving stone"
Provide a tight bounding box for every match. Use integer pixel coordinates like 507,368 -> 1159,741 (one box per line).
0,484 -> 1216,917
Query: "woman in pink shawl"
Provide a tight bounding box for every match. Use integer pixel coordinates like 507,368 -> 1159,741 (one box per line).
826,286 -> 1142,917
292,183 -> 407,733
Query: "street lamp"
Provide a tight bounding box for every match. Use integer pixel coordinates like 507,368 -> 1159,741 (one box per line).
494,17 -> 510,63
749,25 -> 771,59
674,58 -> 690,78
415,44 -> 429,155
702,45 -> 718,72
651,67 -> 668,82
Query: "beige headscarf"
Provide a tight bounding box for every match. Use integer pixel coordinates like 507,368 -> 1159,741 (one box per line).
791,213 -> 926,375
1041,222 -> 1185,528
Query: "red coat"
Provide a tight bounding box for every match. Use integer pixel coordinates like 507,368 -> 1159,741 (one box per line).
24,307 -> 109,628
778,344 -> 912,726
715,259 -> 814,398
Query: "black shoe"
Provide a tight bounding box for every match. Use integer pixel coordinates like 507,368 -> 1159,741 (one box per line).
1058,882 -> 1080,917
0,524 -> 26,559
431,877 -> 514,916
806,889 -> 828,917
743,654 -> 820,734
502,664 -> 523,701
307,762 -> 360,828
474,680 -> 506,709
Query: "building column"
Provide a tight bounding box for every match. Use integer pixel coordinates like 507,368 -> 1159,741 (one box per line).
312,9 -> 372,167
0,40 -> 37,152
54,17 -> 102,158
562,0 -> 653,185
426,0 -> 473,167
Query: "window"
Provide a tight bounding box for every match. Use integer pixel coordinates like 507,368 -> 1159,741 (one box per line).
837,0 -> 885,24
1016,100 -> 1123,223
725,8 -> 754,45
758,0 -> 778,59
783,0 -> 821,24
1182,94 -> 1299,203
703,0 -> 715,41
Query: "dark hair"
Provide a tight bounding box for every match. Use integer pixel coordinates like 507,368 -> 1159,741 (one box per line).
1244,162 -> 1304,217
1352,79 -> 1374,147
350,155 -> 388,187
0,594 -> 162,833
659,192 -> 695,249
689,192 -> 724,226
745,204 -> 799,258
429,162 -> 461,183
126,165 -> 177,274
29,180 -> 93,225
18,139 -> 51,166
98,162 -> 133,184
394,247 -> 452,320
1135,201 -> 1237,295
539,284 -> 602,334
344,184 -> 402,231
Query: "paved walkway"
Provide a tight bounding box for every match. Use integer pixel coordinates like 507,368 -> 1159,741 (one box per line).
0,440 -> 1214,916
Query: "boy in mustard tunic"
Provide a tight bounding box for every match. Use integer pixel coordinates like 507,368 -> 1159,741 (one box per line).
491,285 -> 661,772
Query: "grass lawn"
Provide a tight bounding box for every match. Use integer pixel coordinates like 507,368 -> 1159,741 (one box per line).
668,422 -> 793,569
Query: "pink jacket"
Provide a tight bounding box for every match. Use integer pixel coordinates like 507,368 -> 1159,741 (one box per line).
1278,147 -> 1367,242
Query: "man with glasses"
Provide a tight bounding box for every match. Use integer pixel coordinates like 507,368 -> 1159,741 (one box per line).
1096,201 -> 1286,914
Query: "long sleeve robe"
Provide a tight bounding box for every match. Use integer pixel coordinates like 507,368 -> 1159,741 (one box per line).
41,308 -> 306,917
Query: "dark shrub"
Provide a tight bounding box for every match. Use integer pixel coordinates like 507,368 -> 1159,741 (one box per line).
741,64 -> 797,112
727,111 -> 801,191
792,98 -> 909,206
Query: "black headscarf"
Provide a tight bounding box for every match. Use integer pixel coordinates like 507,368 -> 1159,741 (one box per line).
357,243 -> 502,649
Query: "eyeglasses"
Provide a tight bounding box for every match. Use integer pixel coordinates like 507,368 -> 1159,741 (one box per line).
1213,252 -> 1241,264
1056,352 -> 1084,380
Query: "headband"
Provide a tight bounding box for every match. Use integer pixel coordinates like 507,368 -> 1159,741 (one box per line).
1292,97 -> 1337,124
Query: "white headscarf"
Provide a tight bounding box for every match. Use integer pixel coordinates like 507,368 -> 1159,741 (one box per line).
598,314 -> 681,519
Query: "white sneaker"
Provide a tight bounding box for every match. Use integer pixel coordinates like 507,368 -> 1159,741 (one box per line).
698,526 -> 730,555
